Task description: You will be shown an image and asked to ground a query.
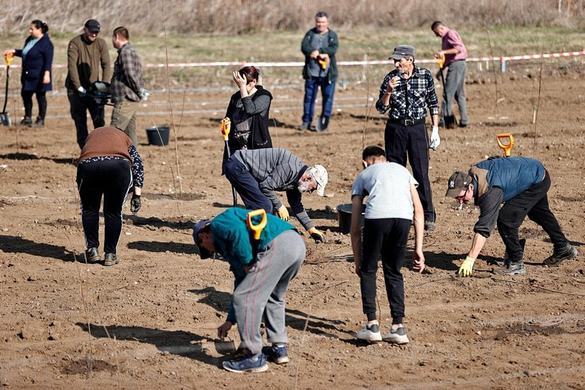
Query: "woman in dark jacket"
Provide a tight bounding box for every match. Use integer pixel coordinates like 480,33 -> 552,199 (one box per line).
77,126 -> 144,266
224,66 -> 273,157
3,20 -> 54,127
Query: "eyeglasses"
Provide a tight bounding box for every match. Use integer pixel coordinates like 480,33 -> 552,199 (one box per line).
454,186 -> 470,202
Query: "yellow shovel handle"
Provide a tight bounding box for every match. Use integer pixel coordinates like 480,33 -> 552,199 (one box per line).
246,209 -> 267,240
4,52 -> 14,66
220,117 -> 231,141
496,133 -> 514,157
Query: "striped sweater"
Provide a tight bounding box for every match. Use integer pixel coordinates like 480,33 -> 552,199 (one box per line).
233,148 -> 313,230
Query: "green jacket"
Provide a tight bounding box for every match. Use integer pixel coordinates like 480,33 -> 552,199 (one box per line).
301,28 -> 339,82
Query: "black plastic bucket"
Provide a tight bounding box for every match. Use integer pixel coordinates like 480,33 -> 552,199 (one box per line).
336,203 -> 364,234
146,126 -> 170,146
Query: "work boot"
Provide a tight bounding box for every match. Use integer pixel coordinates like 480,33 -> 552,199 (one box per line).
103,253 -> 119,266
316,116 -> 329,132
20,116 -> 32,127
84,247 -> 101,264
503,261 -> 526,276
504,238 -> 526,267
543,244 -> 577,266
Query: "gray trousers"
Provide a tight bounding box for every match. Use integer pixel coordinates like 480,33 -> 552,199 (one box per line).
233,230 -> 306,354
441,60 -> 468,125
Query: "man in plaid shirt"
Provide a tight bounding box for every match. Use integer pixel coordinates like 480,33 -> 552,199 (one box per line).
376,45 -> 440,231
110,26 -> 145,145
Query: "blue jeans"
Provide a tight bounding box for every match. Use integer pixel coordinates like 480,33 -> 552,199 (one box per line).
302,77 -> 336,124
224,157 -> 273,213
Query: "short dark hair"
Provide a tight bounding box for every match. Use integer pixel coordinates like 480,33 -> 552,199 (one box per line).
315,11 -> 328,19
113,26 -> 129,40
239,65 -> 260,83
431,21 -> 443,31
31,20 -> 49,34
362,145 -> 385,160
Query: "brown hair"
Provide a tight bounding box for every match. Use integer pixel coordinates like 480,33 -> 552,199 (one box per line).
113,26 -> 129,40
238,66 -> 260,83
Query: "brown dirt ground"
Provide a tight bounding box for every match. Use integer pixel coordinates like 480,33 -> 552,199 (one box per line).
1,71 -> 584,389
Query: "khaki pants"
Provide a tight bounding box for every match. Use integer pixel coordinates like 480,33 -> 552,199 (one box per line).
111,100 -> 139,145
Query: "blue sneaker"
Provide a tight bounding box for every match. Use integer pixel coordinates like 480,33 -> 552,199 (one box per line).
262,344 -> 289,364
222,352 -> 268,373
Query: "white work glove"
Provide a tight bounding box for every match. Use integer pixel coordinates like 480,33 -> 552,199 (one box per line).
77,86 -> 87,95
429,126 -> 441,150
140,88 -> 150,102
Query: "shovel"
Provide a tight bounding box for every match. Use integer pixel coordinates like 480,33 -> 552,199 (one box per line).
220,117 -> 238,205
496,133 -> 514,157
0,53 -> 13,127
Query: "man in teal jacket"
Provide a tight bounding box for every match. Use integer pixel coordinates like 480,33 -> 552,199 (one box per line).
193,208 -> 306,373
446,157 -> 577,276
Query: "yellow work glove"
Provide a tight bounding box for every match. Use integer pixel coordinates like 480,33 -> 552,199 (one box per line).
458,256 -> 476,277
308,227 -> 326,243
276,205 -> 289,221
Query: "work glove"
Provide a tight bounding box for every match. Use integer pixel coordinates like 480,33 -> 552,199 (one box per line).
458,256 -> 476,277
140,88 -> 150,102
429,126 -> 441,150
77,86 -> 87,96
308,227 -> 326,243
276,205 -> 289,221
130,194 -> 141,214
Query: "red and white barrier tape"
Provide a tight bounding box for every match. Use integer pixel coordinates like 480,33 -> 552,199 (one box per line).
7,49 -> 585,69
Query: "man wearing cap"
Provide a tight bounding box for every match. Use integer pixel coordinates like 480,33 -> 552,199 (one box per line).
193,207 -> 306,373
223,147 -> 328,243
446,156 -> 577,276
376,44 -> 440,231
431,21 -> 469,128
110,26 -> 145,145
66,19 -> 111,149
300,11 -> 338,132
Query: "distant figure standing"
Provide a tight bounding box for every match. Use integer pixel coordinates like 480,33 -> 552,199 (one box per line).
110,26 -> 145,145
431,21 -> 468,128
224,65 -> 273,157
66,19 -> 111,148
3,20 -> 54,127
300,11 -> 338,132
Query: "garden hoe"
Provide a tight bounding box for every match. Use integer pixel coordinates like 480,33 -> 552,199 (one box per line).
0,52 -> 13,127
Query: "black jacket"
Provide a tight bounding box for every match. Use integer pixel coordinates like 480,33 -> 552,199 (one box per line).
15,34 -> 54,92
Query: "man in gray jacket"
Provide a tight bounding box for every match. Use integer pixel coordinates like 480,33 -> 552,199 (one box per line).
224,148 -> 328,242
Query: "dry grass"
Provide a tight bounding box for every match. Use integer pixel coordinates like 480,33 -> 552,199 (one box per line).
0,0 -> 584,35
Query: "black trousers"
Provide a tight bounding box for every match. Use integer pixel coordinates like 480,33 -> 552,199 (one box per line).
384,121 -> 435,222
497,171 -> 568,263
68,91 -> 105,149
360,218 -> 411,324
21,90 -> 47,120
77,158 -> 131,254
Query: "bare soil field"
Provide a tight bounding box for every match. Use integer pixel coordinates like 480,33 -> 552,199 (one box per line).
0,73 -> 584,389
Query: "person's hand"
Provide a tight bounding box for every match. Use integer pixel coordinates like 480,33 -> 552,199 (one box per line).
217,321 -> 233,339
276,205 -> 289,221
458,256 -> 476,277
42,72 -> 50,85
3,49 -> 15,57
232,71 -> 247,89
139,88 -> 150,101
310,50 -> 320,59
412,249 -> 426,273
77,86 -> 87,96
308,227 -> 326,243
130,193 -> 141,213
429,126 -> 441,150
386,76 -> 400,93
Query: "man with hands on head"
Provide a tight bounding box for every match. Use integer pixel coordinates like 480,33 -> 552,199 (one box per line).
223,147 -> 328,243
446,156 -> 577,277
351,146 -> 425,344
376,45 -> 440,232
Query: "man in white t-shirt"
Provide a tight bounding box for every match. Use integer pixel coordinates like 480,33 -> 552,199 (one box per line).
350,145 -> 425,344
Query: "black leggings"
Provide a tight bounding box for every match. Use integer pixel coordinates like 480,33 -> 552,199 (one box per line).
21,90 -> 47,120
77,158 -> 131,254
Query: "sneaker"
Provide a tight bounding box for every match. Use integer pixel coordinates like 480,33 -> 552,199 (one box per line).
383,325 -> 409,344
222,352 -> 268,373
20,116 -> 32,126
503,261 -> 526,275
316,116 -> 329,132
103,253 -> 119,266
33,117 -> 45,128
424,220 -> 436,232
262,343 -> 289,364
355,322 -> 382,343
84,247 -> 101,263
300,122 -> 311,131
543,244 -> 577,266
504,238 -> 526,267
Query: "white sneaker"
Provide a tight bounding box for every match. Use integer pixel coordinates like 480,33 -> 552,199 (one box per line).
383,326 -> 409,344
356,322 -> 382,343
